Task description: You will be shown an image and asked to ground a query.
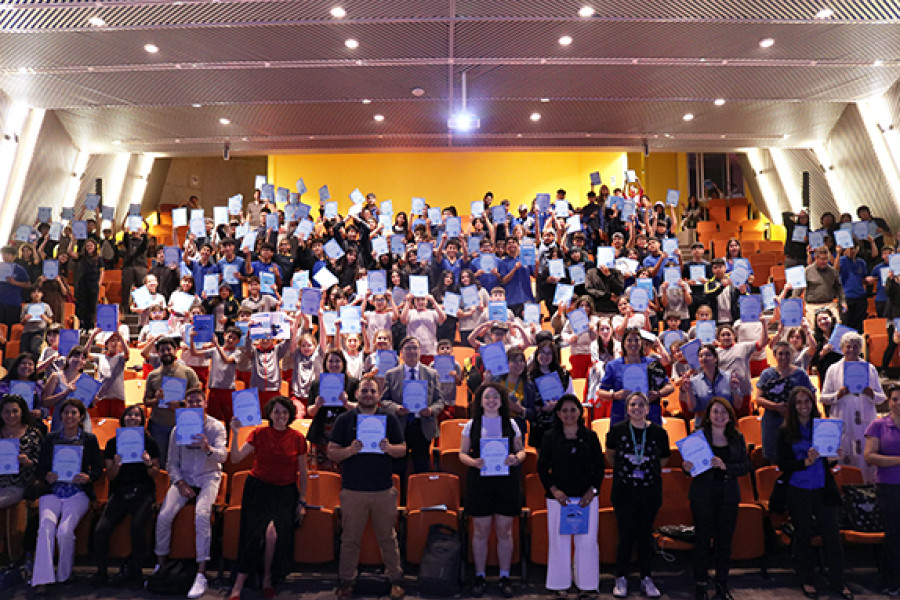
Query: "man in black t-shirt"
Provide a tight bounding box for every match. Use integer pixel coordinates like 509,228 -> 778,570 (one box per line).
328,377 -> 407,600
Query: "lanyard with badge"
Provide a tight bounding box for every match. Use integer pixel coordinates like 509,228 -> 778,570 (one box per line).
629,423 -> 647,480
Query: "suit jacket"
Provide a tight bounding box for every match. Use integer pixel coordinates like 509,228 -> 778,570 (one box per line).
380,363 -> 444,440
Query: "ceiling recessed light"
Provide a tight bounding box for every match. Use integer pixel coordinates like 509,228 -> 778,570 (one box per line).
540,98 -> 550,103
558,35 -> 573,46
330,6 -> 346,18
873,59 -> 884,66
783,134 -> 790,139
17,66 -> 28,74
714,98 -> 726,106
758,38 -> 774,48
720,134 -> 726,139
578,6 -> 594,17
112,139 -> 122,145
174,139 -> 181,143
373,114 -> 385,122
361,98 -> 372,104
219,117 -> 231,125
530,112 -> 541,121
143,43 -> 159,53
411,87 -> 425,97
683,113 -> 694,121
815,7 -> 834,19
191,103 -> 202,108
88,16 -> 106,27
241,137 -> 248,141
345,38 -> 359,49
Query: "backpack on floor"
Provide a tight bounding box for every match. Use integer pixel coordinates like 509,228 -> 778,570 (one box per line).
146,559 -> 197,595
841,484 -> 884,532
418,524 -> 462,597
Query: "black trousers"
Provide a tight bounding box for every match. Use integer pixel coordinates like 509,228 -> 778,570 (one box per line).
883,324 -> 898,372
786,485 -> 844,587
121,265 -> 147,313
394,419 -> 432,477
93,488 -> 155,574
612,483 -> 662,578
234,475 -> 297,581
75,280 -> 99,329
690,481 -> 739,586
842,297 -> 867,333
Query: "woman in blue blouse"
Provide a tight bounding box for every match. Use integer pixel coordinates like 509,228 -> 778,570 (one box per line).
777,387 -> 852,600
755,341 -> 815,462
599,328 -> 673,425
678,344 -> 741,429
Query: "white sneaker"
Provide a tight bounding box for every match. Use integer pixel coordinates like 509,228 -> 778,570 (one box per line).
187,572 -> 207,599
613,577 -> 629,598
640,577 -> 660,598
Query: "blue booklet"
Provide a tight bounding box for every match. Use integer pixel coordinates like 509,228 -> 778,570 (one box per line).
739,295 -> 762,322
376,350 -> 398,377
58,329 -> 80,357
828,324 -> 856,353
559,503 -> 591,535
780,298 -> 804,327
175,408 -> 205,445
9,380 -> 36,410
52,445 -> 83,483
812,418 -> 844,458
535,372 -> 565,403
480,438 -> 509,477
843,361 -> 869,394
71,373 -> 102,408
116,427 -> 146,464
96,304 -> 119,332
479,342 -> 509,376
357,414 -> 387,454
433,355 -> 456,383
192,314 -> 214,344
160,376 -> 187,408
622,363 -> 649,393
403,380 -> 429,413
319,373 -> 345,407
232,388 -> 262,426
0,438 -> 20,475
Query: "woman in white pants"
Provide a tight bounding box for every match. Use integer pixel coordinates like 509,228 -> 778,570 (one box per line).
32,398 -> 103,593
537,394 -> 604,598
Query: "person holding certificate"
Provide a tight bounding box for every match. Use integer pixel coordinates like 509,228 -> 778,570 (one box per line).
399,293 -> 446,364
458,383 -> 525,598
69,238 -> 103,331
681,398 -> 750,600
605,392 -> 670,599
32,398 -> 103,592
679,344 -> 743,430
228,396 -> 308,600
777,388 -> 852,600
810,307 -> 844,393
820,331 -> 885,481
0,352 -> 45,424
864,384 -> 900,595
0,394 -> 42,509
306,350 -> 358,472
20,285 -> 53,357
527,339 -> 575,448
431,269 -> 461,344
41,346 -> 94,433
154,386 -> 227,600
129,274 -> 166,327
755,341 -> 816,462
537,395 -> 604,597
599,328 -> 673,426
555,296 -> 600,379
91,405 -> 160,587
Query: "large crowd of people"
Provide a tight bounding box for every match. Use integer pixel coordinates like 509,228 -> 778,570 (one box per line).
0,182 -> 899,600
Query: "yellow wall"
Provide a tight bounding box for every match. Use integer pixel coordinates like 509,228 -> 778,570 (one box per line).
268,150 -> 630,215
627,152 -> 689,212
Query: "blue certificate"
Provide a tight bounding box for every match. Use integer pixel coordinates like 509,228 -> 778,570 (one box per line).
889,253 -> 900,274
339,306 -> 362,333
203,274 -> 219,297
621,199 -> 636,221
428,207 -> 442,225
409,275 -> 429,298
535,372 -> 565,403
319,373 -> 345,407
175,408 -> 205,445
96,304 -> 119,332
380,199 -> 393,215
323,201 -> 338,219
785,265 -> 807,289
828,324 -> 856,353
412,197 -> 426,214
467,236 -> 482,255
548,259 -> 565,279
680,338 -> 702,370
324,239 -> 345,260
295,178 -> 307,195
665,189 -> 680,207
164,246 -> 181,267
281,287 -> 299,312
160,376 -> 187,408
38,207 -> 52,223
26,304 -> 44,321
622,363 -> 649,393
629,288 -> 649,312
481,254 -> 497,273
760,283 -> 776,310
524,303 -> 541,325
676,430 -> 715,477
569,264 -> 586,285
0,438 -> 19,475
403,380 -> 429,414
470,200 -> 484,217
553,284 -> 575,306
295,220 -> 313,239
834,229 -> 853,248
568,308 -> 590,335
71,373 -> 101,408
461,285 -> 480,308
843,361 -> 869,394
376,350 -> 398,377
535,193 -> 551,212
116,427 -> 145,464
372,237 -> 389,257
852,221 -> 869,240
780,298 -> 804,327
61,207 -> 75,220
9,380 -> 36,410
260,271 -> 276,295
390,235 -> 406,256
696,320 -> 716,344
663,267 -> 681,286
276,186 -> 290,203
559,503 -> 591,535
149,320 -> 169,336
59,329 -> 79,357
53,445 -> 83,483
357,414 -> 387,454
368,270 -> 387,295
321,311 -> 337,336
662,238 -> 679,255
792,225 -> 809,243
739,295 -> 762,322
318,184 -> 331,202
228,195 -> 243,215
260,184 -> 274,201
192,314 -> 214,344
131,285 -> 152,309
433,355 -> 456,383
479,342 -> 509,376
43,259 -> 58,280
813,418 -> 844,458
554,201 -> 569,218
590,171 -> 602,186
300,287 -> 321,316
488,301 -> 508,322
190,218 -> 206,239
808,230 -> 825,249
480,438 -> 509,477
443,292 -> 461,316
445,217 -> 462,238
232,389 -> 262,427
520,244 -> 536,266
417,242 -> 433,264
72,221 -> 88,240
730,266 -> 750,287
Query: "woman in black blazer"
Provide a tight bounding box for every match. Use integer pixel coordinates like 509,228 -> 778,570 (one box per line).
681,397 -> 750,600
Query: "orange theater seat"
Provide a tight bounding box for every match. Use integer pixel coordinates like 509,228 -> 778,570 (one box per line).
405,473 -> 461,563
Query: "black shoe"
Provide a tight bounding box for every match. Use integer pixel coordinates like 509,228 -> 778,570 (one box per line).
837,587 -> 853,600
109,568 -> 140,588
714,583 -> 734,600
801,584 -> 818,599
696,583 -> 708,600
88,572 -> 108,587
471,576 -> 486,598
499,577 -> 514,598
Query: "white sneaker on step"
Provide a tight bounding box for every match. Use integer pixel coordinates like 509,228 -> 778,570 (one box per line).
641,576 -> 661,598
187,572 -> 207,599
613,577 -> 629,598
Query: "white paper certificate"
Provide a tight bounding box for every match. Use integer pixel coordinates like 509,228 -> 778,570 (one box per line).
480,438 -> 509,477
675,430 -> 714,477
0,438 -> 20,475
116,427 -> 145,464
53,445 -> 83,483
813,418 -> 844,458
357,414 -> 387,454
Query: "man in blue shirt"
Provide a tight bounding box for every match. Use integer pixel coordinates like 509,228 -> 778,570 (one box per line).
186,243 -> 220,298
468,237 -> 500,292
498,237 -> 534,317
641,237 -> 679,288
216,239 -> 245,301
244,243 -> 282,294
839,242 -> 869,332
0,245 -> 32,332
